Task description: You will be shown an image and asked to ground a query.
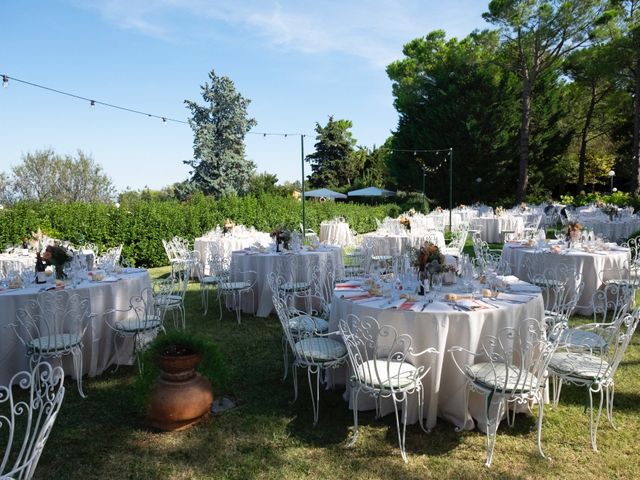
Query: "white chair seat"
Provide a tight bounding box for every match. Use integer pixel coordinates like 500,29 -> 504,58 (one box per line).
287,315 -> 329,333
548,351 -> 608,380
554,328 -> 607,350
294,337 -> 346,362
353,359 -> 418,389
201,275 -> 223,284
219,281 -> 252,290
372,255 -> 392,261
466,362 -> 537,393
115,317 -> 162,333
278,281 -> 310,292
28,333 -> 81,353
156,295 -> 183,306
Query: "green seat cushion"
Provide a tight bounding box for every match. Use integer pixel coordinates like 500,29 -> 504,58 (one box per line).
352,359 -> 419,389
287,315 -> 329,333
115,317 -> 162,333
294,337 -> 346,362
28,333 -> 81,353
548,351 -> 609,381
466,362 -> 537,393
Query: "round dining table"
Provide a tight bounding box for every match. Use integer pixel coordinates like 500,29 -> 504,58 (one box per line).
328,275 -> 544,432
319,221 -> 354,247
0,252 -> 34,276
470,216 -> 525,243
230,246 -> 344,317
362,232 -> 446,257
194,231 -> 272,275
500,241 -> 630,315
0,269 -> 152,385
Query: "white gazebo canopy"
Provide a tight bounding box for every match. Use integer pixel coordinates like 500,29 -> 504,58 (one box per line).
347,186 -> 395,197
304,188 -> 347,199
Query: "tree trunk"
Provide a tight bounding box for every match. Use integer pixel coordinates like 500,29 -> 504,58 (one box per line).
577,85 -> 597,193
516,79 -> 532,204
633,66 -> 640,195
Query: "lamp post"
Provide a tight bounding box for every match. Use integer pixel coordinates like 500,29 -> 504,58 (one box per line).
609,170 -> 615,192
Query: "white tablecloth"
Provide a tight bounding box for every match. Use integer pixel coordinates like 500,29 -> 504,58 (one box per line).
362,232 -> 446,257
194,232 -> 272,275
328,278 -> 544,431
470,216 -> 525,243
579,218 -> 640,242
500,243 -> 630,315
230,247 -> 344,317
320,222 -> 354,247
0,253 -> 34,276
0,269 -> 152,385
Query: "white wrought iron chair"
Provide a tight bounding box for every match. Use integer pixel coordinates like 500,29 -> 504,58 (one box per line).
442,228 -> 468,257
104,287 -> 165,374
272,293 -> 346,425
338,314 -> 438,462
8,290 -> 91,398
216,267 -> 256,325
152,260 -> 190,329
342,246 -> 371,279
547,308 -> 640,452
448,318 -> 557,467
0,362 -> 65,480
95,244 -> 123,271
268,271 -> 331,381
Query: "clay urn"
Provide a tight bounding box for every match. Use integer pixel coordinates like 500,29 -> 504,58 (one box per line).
147,347 -> 214,431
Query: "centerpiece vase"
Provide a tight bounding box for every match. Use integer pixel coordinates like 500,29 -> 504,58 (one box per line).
276,235 -> 281,253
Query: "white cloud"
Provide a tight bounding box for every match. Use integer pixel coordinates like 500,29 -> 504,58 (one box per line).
77,0 -> 488,67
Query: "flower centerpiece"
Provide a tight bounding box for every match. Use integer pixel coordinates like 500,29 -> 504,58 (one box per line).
270,227 -> 291,252
601,204 -> 619,221
519,202 -> 527,212
42,245 -> 72,279
398,214 -> 411,231
222,218 -> 236,234
566,220 -> 582,244
413,241 -> 445,289
495,206 -> 505,217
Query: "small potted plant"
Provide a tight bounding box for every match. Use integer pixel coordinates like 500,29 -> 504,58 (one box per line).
136,330 -> 228,431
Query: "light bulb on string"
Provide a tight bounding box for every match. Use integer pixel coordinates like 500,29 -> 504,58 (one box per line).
90,100 -> 95,108
162,117 -> 167,125
2,75 -> 8,88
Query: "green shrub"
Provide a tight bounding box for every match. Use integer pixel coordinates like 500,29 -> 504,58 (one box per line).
0,195 -> 401,267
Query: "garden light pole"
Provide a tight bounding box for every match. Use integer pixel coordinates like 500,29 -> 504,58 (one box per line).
609,170 -> 615,192
301,134 -> 306,234
449,148 -> 453,231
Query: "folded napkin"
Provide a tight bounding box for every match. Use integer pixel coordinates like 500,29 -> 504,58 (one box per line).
353,295 -> 380,304
383,298 -> 406,309
410,301 -> 426,312
335,282 -> 363,289
399,302 -> 416,311
457,299 -> 486,310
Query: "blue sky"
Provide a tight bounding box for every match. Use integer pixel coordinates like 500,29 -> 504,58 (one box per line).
0,1 -> 489,192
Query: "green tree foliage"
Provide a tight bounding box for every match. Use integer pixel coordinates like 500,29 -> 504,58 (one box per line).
386,30 -> 521,205
7,149 -> 115,203
184,70 -> 257,197
248,172 -> 279,196
306,116 -> 358,188
484,0 -> 608,202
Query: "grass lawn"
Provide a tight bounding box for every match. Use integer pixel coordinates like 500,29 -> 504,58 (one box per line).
20,265 -> 640,479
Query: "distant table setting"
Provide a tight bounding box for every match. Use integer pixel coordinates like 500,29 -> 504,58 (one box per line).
500,240 -> 630,315
319,219 -> 354,247
469,215 -> 525,243
194,225 -> 272,274
0,268 -> 152,385
362,232 -> 446,257
230,245 -> 344,317
328,272 -> 544,431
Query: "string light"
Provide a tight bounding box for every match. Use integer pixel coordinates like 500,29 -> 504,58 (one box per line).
2,75 -> 8,88
162,117 -> 167,124
90,100 -> 95,108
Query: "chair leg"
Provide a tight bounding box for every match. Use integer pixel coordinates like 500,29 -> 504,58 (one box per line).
348,387 -> 360,447
589,385 -> 605,452
484,396 -> 503,467
72,349 -> 86,398
292,364 -> 299,402
417,385 -> 429,433
111,332 -> 121,373
307,366 -> 321,426
534,392 -> 549,461
281,336 -> 289,381
606,382 -> 616,428
392,392 -> 409,463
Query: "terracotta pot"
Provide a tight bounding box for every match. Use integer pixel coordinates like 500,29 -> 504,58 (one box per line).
147,352 -> 214,431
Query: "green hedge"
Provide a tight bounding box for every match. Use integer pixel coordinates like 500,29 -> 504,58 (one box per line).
0,195 -> 400,267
